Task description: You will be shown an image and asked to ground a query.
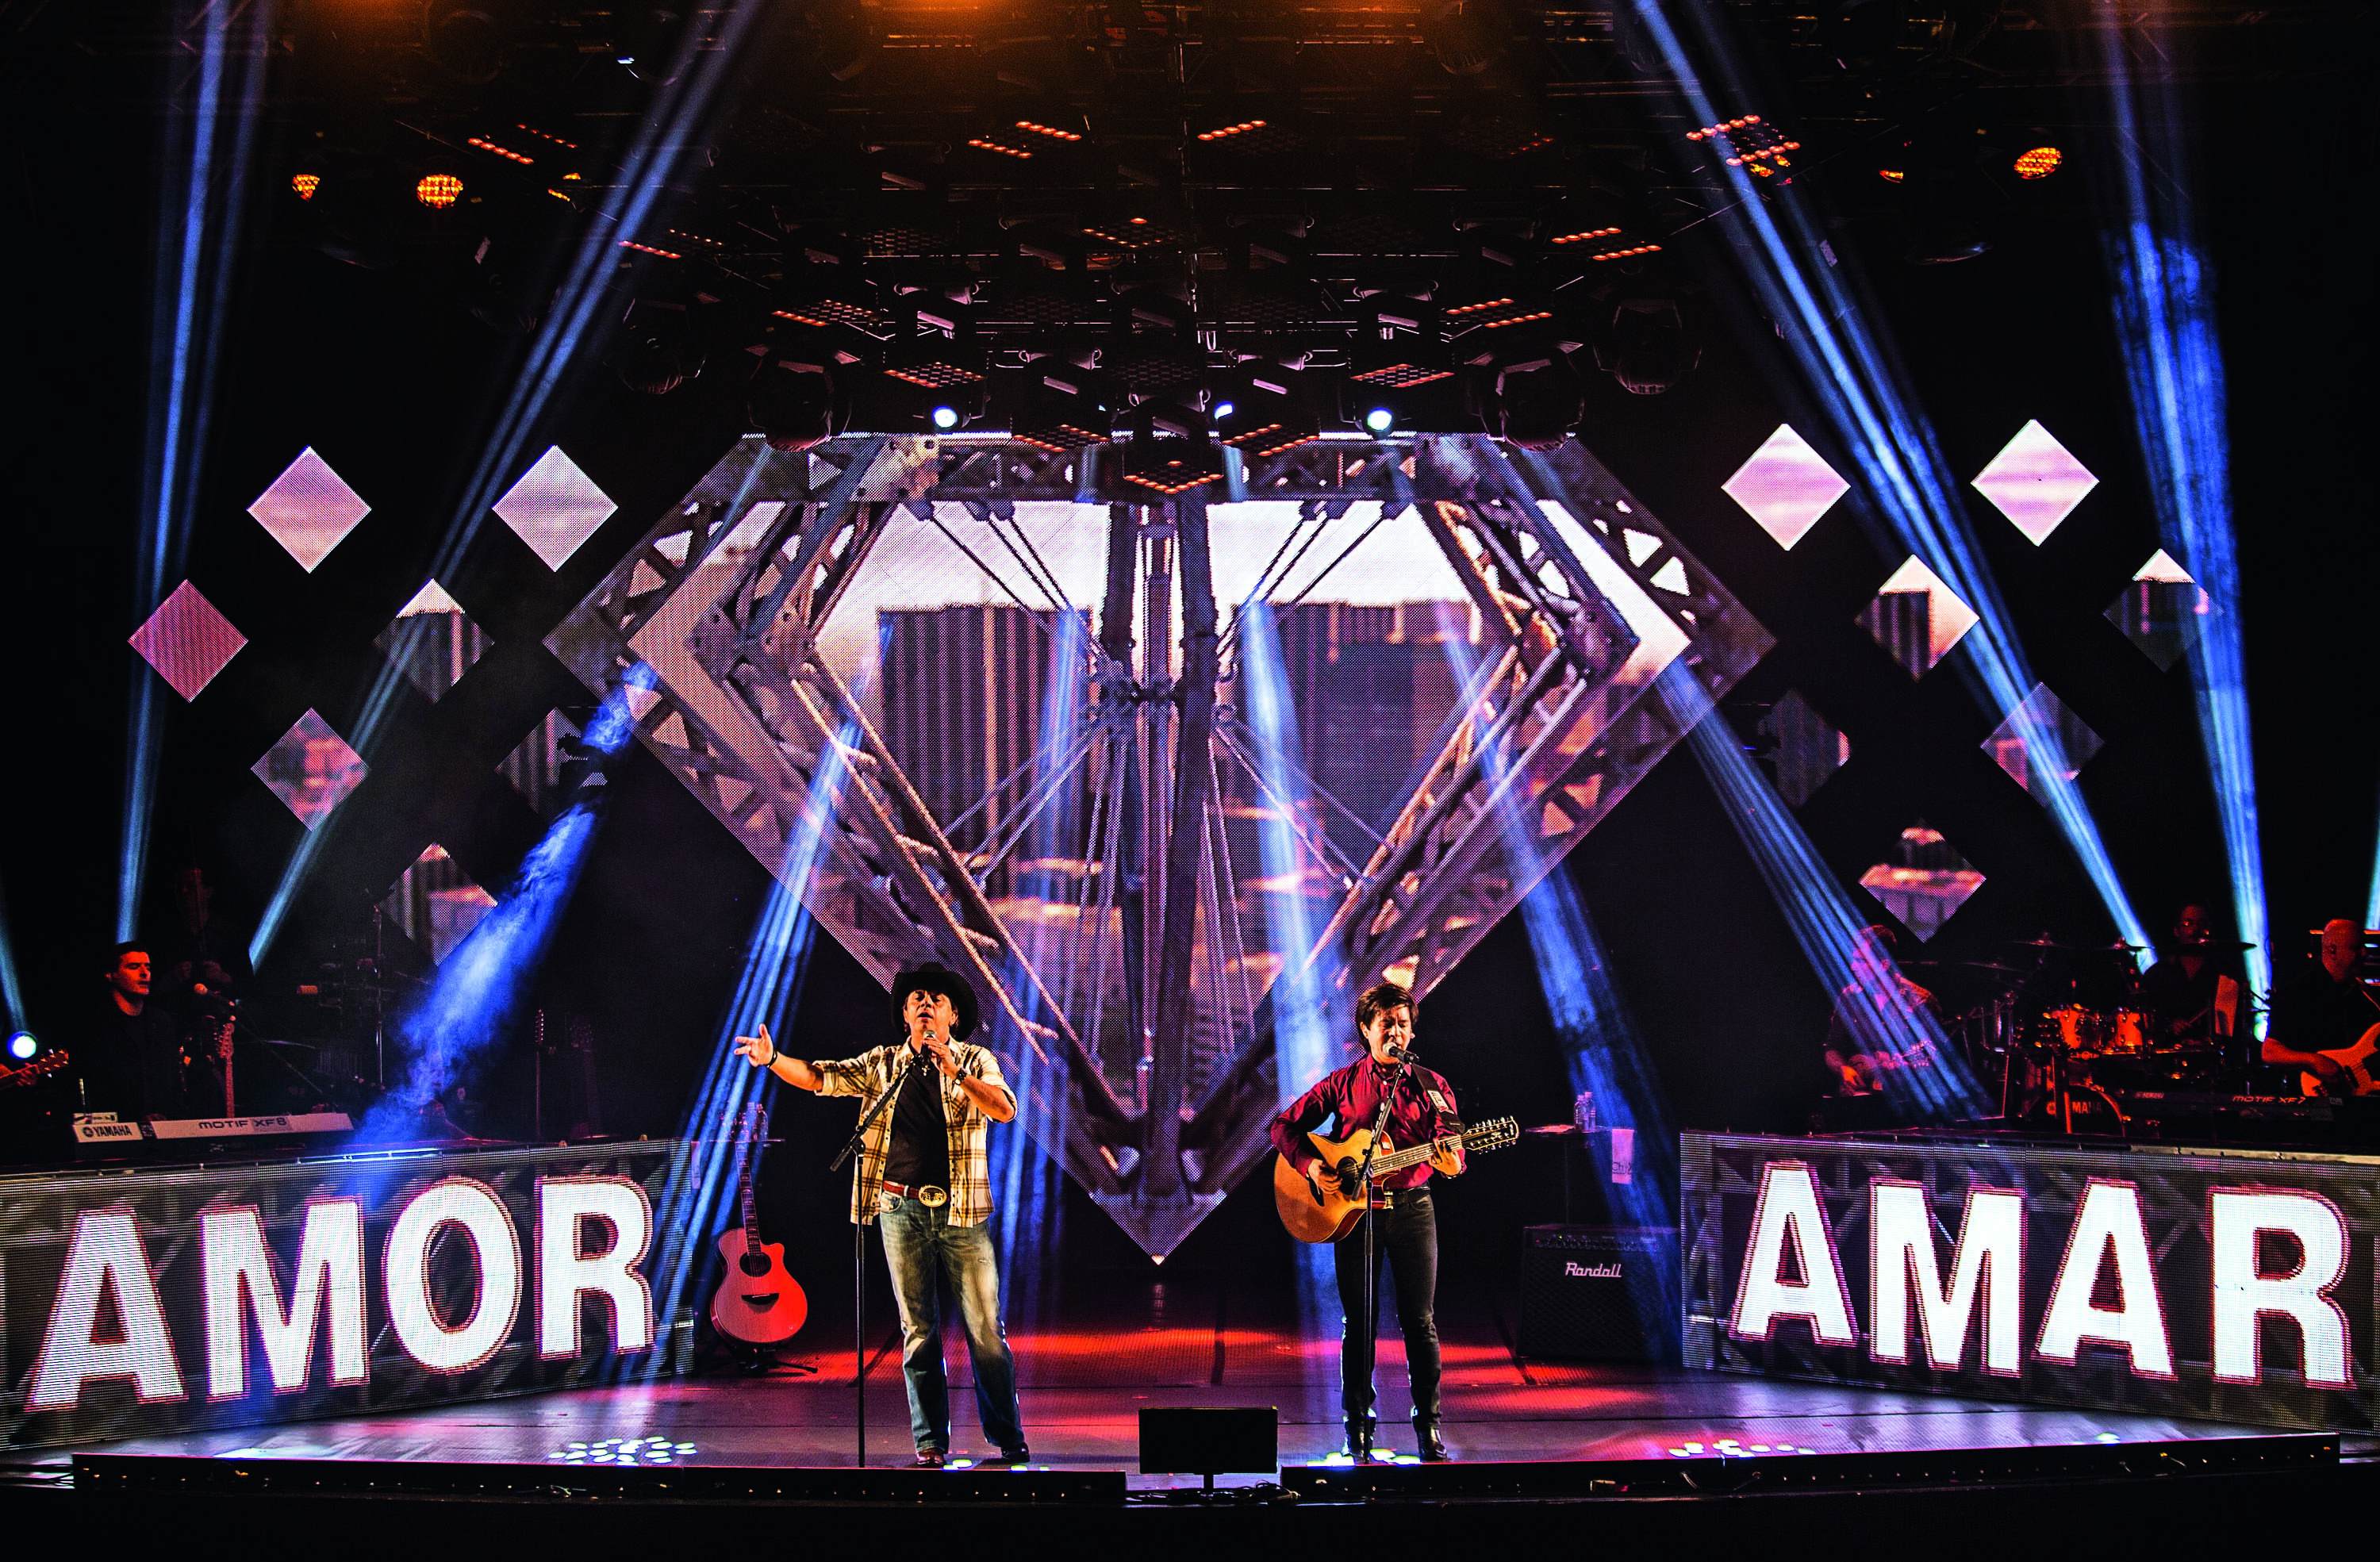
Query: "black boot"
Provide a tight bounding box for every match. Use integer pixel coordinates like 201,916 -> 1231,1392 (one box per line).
1414,1420 -> 1450,1462
1345,1418 -> 1380,1463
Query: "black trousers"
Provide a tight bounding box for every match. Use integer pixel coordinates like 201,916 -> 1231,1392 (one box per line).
1332,1186 -> 1441,1428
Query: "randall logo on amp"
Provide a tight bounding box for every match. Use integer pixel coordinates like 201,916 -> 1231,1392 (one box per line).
1682,1133 -> 2380,1431
1564,1261 -> 1625,1280
1521,1226 -> 1679,1364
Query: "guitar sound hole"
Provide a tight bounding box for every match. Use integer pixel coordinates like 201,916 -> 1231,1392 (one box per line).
739,1253 -> 773,1277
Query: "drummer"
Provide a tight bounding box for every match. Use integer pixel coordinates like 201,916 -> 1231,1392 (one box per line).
1822,925 -> 1944,1097
2136,901 -> 2239,1046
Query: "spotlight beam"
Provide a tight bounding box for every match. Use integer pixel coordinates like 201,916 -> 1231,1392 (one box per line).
249,0 -> 769,969
123,0 -> 271,938
1627,0 -> 2151,960
2095,20 -> 2271,1014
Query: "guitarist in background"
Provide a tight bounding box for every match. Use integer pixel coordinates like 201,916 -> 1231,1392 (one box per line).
1270,979 -> 1464,1463
2263,919 -> 2379,1092
734,962 -> 1028,1470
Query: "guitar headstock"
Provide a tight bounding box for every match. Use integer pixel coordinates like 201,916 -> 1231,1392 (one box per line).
1465,1115 -> 1520,1151
2,1050 -> 68,1087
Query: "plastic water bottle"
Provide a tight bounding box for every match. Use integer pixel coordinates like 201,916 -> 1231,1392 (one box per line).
1573,1090 -> 1597,1134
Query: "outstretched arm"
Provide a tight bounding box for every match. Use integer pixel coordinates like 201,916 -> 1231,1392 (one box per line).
732,1023 -> 828,1092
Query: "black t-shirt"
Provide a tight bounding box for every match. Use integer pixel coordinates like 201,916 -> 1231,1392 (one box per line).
2270,969 -> 2380,1058
881,1050 -> 950,1189
2139,956 -> 2224,1037
79,1000 -> 189,1120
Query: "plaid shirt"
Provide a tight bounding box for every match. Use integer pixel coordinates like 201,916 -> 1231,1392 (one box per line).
814,1041 -> 1013,1227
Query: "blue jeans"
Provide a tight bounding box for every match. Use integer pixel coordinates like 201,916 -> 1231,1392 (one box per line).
877,1195 -> 1024,1455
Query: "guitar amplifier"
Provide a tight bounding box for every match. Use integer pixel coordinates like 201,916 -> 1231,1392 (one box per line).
1518,1225 -> 1679,1364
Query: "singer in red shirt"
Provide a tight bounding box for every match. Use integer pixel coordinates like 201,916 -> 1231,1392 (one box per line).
1270,979 -> 1465,1462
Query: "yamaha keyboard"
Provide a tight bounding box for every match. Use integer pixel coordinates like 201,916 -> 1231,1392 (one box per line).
73,1111 -> 354,1146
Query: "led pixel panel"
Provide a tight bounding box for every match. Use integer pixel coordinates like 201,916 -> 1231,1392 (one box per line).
252,709 -> 367,831
248,447 -> 371,572
129,580 -> 247,700
1971,420 -> 2098,545
495,447 -> 617,570
1858,557 -> 1978,676
1722,424 -> 1849,551
1983,683 -> 2102,798
2106,549 -> 2208,671
374,579 -> 489,704
1759,689 -> 1850,808
1859,822 -> 1983,941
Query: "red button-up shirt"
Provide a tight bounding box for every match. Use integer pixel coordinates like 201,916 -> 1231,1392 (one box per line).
1269,1057 -> 1462,1192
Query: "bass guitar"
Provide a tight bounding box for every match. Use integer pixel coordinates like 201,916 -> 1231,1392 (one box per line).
1274,1115 -> 1520,1243
709,1103 -> 808,1345
2301,1021 -> 2380,1099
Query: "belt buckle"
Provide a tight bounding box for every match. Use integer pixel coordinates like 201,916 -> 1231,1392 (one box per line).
917,1184 -> 950,1208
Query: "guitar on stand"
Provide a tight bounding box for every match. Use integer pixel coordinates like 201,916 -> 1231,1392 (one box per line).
709,1103 -> 808,1355
1274,1115 -> 1520,1242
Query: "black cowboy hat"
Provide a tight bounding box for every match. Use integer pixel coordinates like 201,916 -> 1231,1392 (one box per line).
889,961 -> 981,1041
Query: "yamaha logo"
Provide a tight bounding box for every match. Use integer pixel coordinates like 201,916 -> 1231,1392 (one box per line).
1565,1261 -> 1624,1279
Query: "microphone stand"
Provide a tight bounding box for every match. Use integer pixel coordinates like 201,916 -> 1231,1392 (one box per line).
829,1042 -> 921,1468
1352,1046 -> 1409,1464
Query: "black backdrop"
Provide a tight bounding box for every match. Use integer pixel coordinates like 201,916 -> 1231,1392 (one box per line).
2,36 -> 2374,1295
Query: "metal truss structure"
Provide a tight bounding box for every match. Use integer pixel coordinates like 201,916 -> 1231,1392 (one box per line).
549,432 -> 1768,1255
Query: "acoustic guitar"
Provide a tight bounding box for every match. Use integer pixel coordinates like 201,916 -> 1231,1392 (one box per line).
1273,1115 -> 1520,1243
2300,1021 -> 2380,1099
709,1103 -> 808,1345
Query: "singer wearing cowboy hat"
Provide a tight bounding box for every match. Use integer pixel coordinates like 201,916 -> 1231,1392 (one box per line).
735,961 -> 1027,1468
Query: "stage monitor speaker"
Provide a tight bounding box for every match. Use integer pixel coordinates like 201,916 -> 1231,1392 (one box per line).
1518,1225 -> 1679,1364
1138,1407 -> 1277,1482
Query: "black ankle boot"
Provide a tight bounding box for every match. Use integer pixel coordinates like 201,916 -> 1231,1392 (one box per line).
1345,1420 -> 1380,1462
1414,1420 -> 1450,1461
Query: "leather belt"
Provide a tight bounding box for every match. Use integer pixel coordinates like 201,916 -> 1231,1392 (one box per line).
881,1180 -> 950,1207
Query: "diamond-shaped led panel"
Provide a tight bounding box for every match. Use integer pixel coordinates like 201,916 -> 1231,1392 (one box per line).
129,580 -> 247,700
1971,420 -> 2097,544
374,579 -> 489,703
1759,689 -> 1850,808
2105,548 -> 2207,671
249,447 -> 371,572
252,709 -> 367,830
1722,424 -> 1848,551
382,844 -> 497,966
1983,683 -> 2102,797
1858,556 -> 1978,676
1860,823 -> 1983,941
495,447 -> 617,570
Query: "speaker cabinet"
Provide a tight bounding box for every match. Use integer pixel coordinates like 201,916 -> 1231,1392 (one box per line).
1518,1225 -> 1679,1364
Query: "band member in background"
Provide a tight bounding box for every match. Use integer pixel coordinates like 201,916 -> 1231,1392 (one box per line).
735,962 -> 1028,1469
1269,979 -> 1464,1463
2137,901 -> 2239,1046
81,942 -> 190,1121
2263,919 -> 2380,1088
1822,925 -> 1943,1097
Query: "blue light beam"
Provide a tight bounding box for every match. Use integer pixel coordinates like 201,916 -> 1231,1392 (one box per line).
1669,666 -> 1986,1122
122,0 -> 271,938
356,666 -> 651,1141
2096,22 -> 2271,1015
1627,0 -> 2150,961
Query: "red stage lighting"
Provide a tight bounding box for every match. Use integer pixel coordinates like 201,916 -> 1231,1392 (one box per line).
291,174 -> 321,201
416,174 -> 464,209
2014,146 -> 2063,178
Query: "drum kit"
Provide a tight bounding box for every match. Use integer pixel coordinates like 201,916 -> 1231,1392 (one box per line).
1929,934 -> 2253,1133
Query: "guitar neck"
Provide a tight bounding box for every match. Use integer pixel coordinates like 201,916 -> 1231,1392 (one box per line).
1368,1130 -> 1466,1177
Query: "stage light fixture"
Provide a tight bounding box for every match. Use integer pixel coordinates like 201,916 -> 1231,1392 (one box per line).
1364,406 -> 1395,433
1211,400 -> 1234,420
291,174 -> 321,200
608,299 -> 704,395
1350,298 -> 1453,389
1007,366 -> 1115,452
1588,284 -> 1702,396
931,405 -> 961,430
6,1032 -> 33,1061
1478,351 -> 1583,449
749,357 -> 839,453
1120,437 -> 1227,495
1015,121 -> 1082,142
467,136 -> 534,166
424,0 -> 509,86
416,174 -> 465,209
2014,146 -> 2063,178
1424,0 -> 1512,76
1212,367 -> 1321,455
1687,113 -> 1800,178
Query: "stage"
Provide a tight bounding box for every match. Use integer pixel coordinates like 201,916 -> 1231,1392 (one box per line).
13,1268 -> 2354,1479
